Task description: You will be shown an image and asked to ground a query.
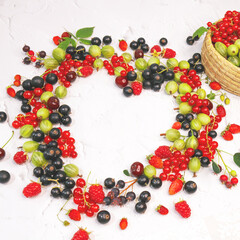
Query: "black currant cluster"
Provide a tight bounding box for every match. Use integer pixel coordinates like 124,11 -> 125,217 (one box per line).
90,36 -> 113,46
66,45 -> 88,61
188,53 -> 204,73
130,37 -> 149,53
49,104 -> 72,126
186,35 -> 200,46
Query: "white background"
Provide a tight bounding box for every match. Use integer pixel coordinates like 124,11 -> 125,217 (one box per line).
1,0 -> 240,239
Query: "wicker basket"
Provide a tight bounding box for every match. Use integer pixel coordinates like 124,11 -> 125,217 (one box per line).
201,30 -> 240,96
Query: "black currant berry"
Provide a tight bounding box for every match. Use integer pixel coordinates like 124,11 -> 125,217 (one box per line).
51,187 -> 61,198
185,113 -> 194,122
141,44 -> 149,53
72,54 -> 81,60
46,73 -> 58,85
59,105 -> 71,116
0,112 -> 7,123
137,175 -> 149,186
142,69 -> 151,80
21,104 -> 31,113
22,45 -> 30,52
116,180 -> 125,189
97,210 -> 111,224
208,130 -> 217,138
103,35 -> 112,45
186,36 -> 194,45
38,144 -> 48,153
16,90 -> 25,100
143,80 -> 152,89
150,63 -> 160,73
31,76 -> 44,88
33,167 -> 44,178
22,79 -> 33,90
40,175 -> 51,186
49,113 -> 61,124
195,64 -> 204,73
123,87 -> 133,97
66,46 -> 76,55
38,51 -> 46,58
176,113 -> 185,122
150,177 -> 162,189
104,178 -> 115,189
91,37 -> 101,46
47,141 -> 58,148
61,115 -> 72,126
184,181 -> 197,194
52,158 -> 63,169
32,130 -> 45,142
126,191 -> 136,201
103,196 -> 112,205
111,188 -> 120,197
159,37 -> 168,46
0,170 -> 10,183
188,58 -> 195,67
45,164 -> 56,177
44,148 -> 55,160
137,37 -> 145,45
76,45 -> 86,53
139,191 -> 151,203
130,41 -> 138,50
135,201 -> 147,214
49,128 -> 61,139
201,157 -> 210,167
193,53 -> 201,62
152,83 -> 162,91
188,129 -> 199,138
54,170 -> 66,183
64,178 -> 75,189
194,149 -> 203,158
119,196 -> 127,205
181,121 -> 190,130
23,57 -> 31,65
126,71 -> 137,81
163,70 -> 174,81
61,188 -> 72,199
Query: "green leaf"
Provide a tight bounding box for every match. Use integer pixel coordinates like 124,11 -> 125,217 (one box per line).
76,27 -> 94,38
58,39 -> 70,50
79,38 -> 91,45
233,153 -> 240,167
207,91 -> 215,100
192,26 -> 208,39
123,170 -> 130,176
63,37 -> 76,48
212,161 -> 221,174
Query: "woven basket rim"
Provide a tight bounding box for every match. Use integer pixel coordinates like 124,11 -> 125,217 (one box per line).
205,29 -> 240,72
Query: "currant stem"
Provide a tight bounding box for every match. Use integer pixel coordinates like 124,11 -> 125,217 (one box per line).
2,131 -> 14,149
217,149 -> 233,156
216,149 -> 231,175
57,198 -> 71,223
119,179 -> 137,196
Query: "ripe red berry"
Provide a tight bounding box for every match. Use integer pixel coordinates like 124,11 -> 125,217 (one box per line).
231,177 -> 238,185
76,178 -> 86,188
13,151 -> 28,164
175,200 -> 191,218
68,209 -> 81,221
23,182 -> 41,198
157,205 -> 169,215
119,218 -> 128,230
119,40 -> 128,51
220,174 -> 228,183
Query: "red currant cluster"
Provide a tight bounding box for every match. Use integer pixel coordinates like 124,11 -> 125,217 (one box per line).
220,174 -> 238,188
208,10 -> 240,46
180,93 -> 212,115
175,68 -> 202,90
160,150 -> 191,181
103,55 -> 134,76
72,178 -> 102,218
12,112 -> 39,129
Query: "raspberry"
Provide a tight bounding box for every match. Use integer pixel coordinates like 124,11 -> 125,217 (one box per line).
156,205 -> 169,215
72,229 -> 89,240
175,200 -> 191,218
150,45 -> 161,57
162,48 -> 176,59
131,81 -> 142,95
77,66 -> 93,77
23,182 -> 41,198
155,146 -> 172,159
68,209 -> 81,221
89,184 -> 105,203
147,155 -> 163,168
13,151 -> 28,164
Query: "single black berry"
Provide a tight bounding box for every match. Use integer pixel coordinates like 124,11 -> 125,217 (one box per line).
31,76 -> 44,88
59,105 -> 71,116
64,178 -> 76,189
195,64 -> 204,73
139,191 -> 151,203
126,71 -> 137,81
141,44 -> 149,53
61,188 -> 72,199
185,113 -> 194,122
76,45 -> 86,53
193,53 -> 201,62
72,53 -> 81,60
52,158 -> 63,169
176,113 -> 185,122
181,121 -> 190,130
152,83 -> 162,91
49,112 -> 61,124
142,69 -> 151,80
111,188 -> 120,197
0,112 -> 7,123
51,187 -> 61,198
186,36 -> 194,45
135,201 -> 147,214
184,181 -> 197,194
188,129 -> 199,138
61,115 -> 72,126
97,210 -> 111,224
150,63 -> 160,73
130,41 -> 139,50
40,175 -> 51,186
46,73 -> 58,85
116,180 -> 125,189
163,70 -> 174,81
103,35 -> 112,45
126,191 -> 136,201
137,175 -> 149,186
38,144 -> 48,153
91,37 -> 101,46
208,130 -> 217,138
159,37 -> 168,46
150,177 -> 162,189
103,196 -> 112,205
188,58 -> 195,67
45,164 -> 56,177
137,37 -> 145,45
16,90 -> 25,100
22,79 -> 33,90
49,128 -> 61,139
201,157 -> 210,167
31,130 -> 45,142
54,170 -> 66,182
104,178 -> 115,189
194,149 -> 203,158
44,148 -> 56,160
119,196 -> 127,205
143,80 -> 152,89
47,141 -> 58,148
66,46 -> 76,55
21,104 -> 31,113
38,51 -> 46,58
33,167 -> 44,178
23,57 -> 31,65
123,86 -> 133,97
0,170 -> 10,183
22,45 -> 30,52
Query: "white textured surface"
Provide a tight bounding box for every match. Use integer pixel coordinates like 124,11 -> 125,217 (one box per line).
1,0 -> 240,239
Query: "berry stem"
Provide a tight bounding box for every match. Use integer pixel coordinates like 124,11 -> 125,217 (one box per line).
119,179 -> 137,196
217,149 -> 233,156
2,131 -> 14,149
216,149 -> 231,175
57,198 -> 71,225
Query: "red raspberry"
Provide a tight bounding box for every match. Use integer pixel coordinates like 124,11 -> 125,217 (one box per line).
23,182 -> 41,198
147,155 -> 163,168
216,105 -> 226,117
156,205 -> 169,215
13,151 -> 28,164
77,66 -> 93,77
162,48 -> 176,59
88,184 -> 105,203
68,209 -> 81,221
175,200 -> 191,218
155,146 -> 172,159
119,40 -> 128,51
131,81 -> 142,95
150,45 -> 161,56
72,229 -> 90,240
